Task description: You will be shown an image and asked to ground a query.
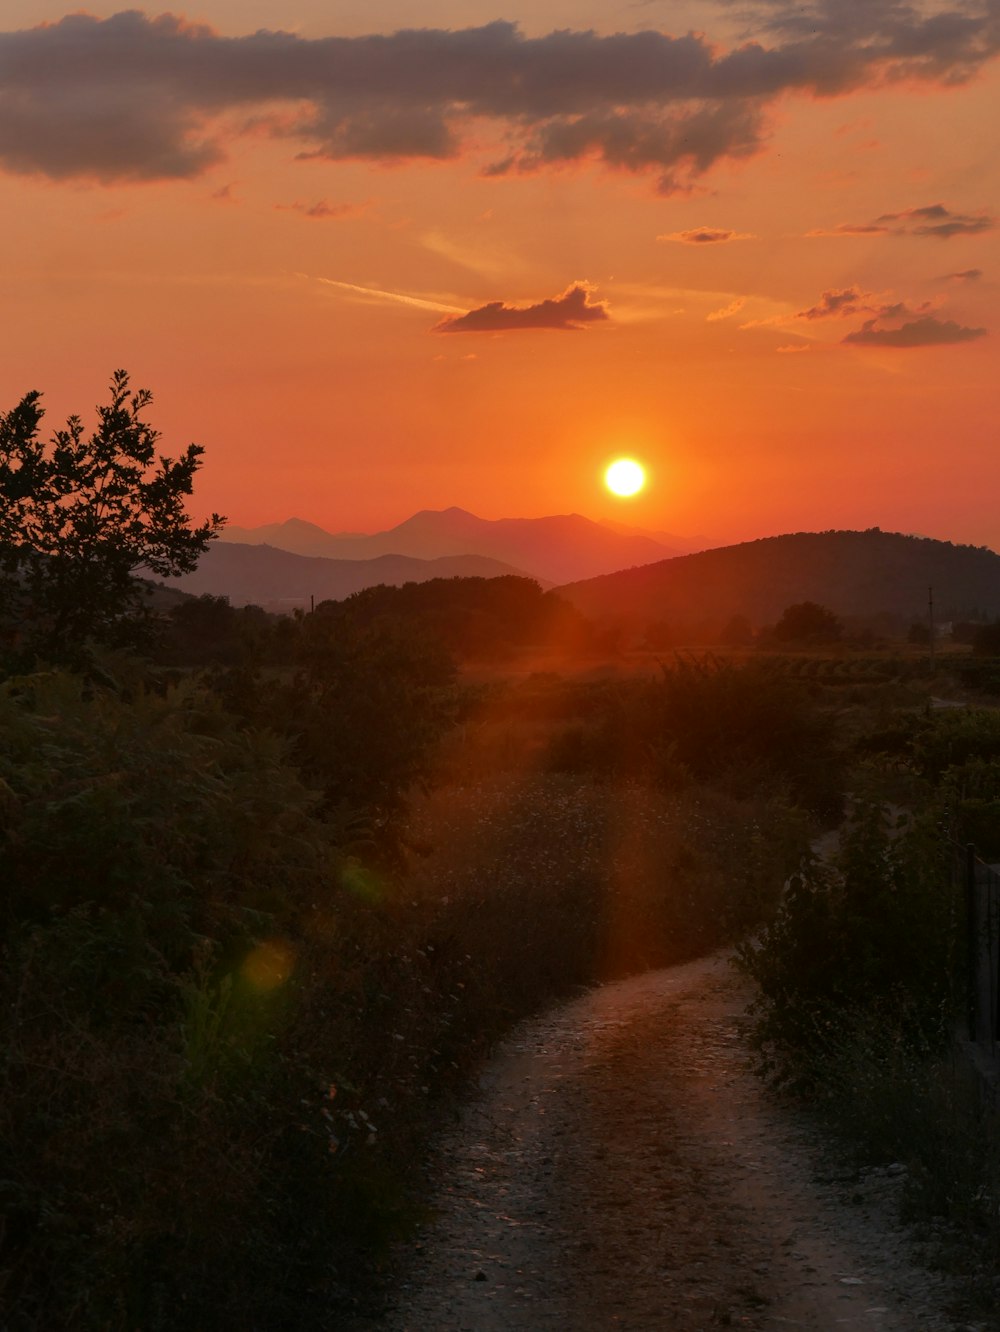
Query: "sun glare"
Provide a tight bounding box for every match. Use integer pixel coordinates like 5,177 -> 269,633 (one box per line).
604,458 -> 646,498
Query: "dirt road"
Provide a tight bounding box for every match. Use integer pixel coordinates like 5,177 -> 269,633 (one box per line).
385,955 -> 965,1331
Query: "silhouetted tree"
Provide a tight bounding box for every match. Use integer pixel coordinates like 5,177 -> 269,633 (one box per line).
772,601 -> 842,645
0,371 -> 223,667
973,619 -> 1000,656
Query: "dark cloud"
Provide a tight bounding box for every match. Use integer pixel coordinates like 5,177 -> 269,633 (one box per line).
658,226 -> 754,243
433,284 -> 609,333
796,286 -> 872,318
0,7 -> 998,187
805,222 -> 891,236
843,314 -> 987,346
874,203 -> 996,239
277,198 -> 366,219
726,0 -> 1000,84
808,202 -> 995,239
793,286 -> 927,320
941,267 -> 983,281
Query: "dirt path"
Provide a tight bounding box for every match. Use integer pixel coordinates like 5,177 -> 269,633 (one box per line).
384,955 -> 965,1331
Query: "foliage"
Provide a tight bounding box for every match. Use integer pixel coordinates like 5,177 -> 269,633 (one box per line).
215,612 -> 458,833
772,600 -> 843,644
0,371 -> 223,668
546,657 -> 844,820
0,649 -> 816,1328
318,575 -> 589,659
738,802 -> 958,1087
973,619 -> 1000,656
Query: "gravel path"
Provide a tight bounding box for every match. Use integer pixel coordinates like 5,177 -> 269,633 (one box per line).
384,954 -> 966,1331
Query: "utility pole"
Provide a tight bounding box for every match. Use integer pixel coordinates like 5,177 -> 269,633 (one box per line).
928,585 -> 935,670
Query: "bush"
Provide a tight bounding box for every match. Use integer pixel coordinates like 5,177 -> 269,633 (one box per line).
738,802 -> 958,1087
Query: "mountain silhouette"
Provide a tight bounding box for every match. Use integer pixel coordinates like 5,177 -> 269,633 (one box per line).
557,529 -> 1000,627
220,507 -> 678,584
169,542 -> 537,610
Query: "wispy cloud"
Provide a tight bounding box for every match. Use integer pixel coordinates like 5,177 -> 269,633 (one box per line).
843,315 -> 987,347
874,203 -> 995,240
420,229 -> 521,279
795,286 -> 927,321
808,203 -> 996,240
304,274 -> 464,314
278,199 -> 368,220
1,9 -> 998,190
658,227 -> 755,245
434,283 -> 609,333
706,297 -> 746,321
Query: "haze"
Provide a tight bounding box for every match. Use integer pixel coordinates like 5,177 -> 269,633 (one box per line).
2,0 -> 997,547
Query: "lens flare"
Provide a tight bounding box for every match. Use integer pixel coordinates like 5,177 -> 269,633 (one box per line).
241,940 -> 295,991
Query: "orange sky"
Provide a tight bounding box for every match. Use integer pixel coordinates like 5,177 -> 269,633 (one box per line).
1,1 -> 998,548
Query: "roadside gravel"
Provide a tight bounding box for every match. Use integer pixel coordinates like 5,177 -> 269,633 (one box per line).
383,954 -> 971,1331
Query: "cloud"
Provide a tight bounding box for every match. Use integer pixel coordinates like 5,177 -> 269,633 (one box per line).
776,343 -> 811,353
433,283 -> 609,333
658,227 -> 754,244
278,199 -> 367,219
941,267 -> 983,282
1,8 -> 999,188
706,297 -> 746,321
805,222 -> 891,237
811,203 -> 996,240
796,286 -> 872,319
874,203 -> 996,239
843,314 -> 987,347
305,274 -> 464,314
793,286 -> 928,321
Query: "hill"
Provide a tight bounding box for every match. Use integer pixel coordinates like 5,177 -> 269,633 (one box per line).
220,507 -> 677,584
557,530 -> 1000,628
167,542 -> 537,611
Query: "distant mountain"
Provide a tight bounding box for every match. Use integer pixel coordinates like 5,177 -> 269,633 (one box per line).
598,520 -> 714,555
169,542 -> 537,610
219,507 -> 678,584
220,518 -> 353,558
557,530 -> 1000,627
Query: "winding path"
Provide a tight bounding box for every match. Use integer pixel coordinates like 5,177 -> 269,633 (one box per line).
385,955 -> 962,1331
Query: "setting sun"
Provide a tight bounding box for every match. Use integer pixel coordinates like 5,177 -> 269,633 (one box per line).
605,458 -> 646,498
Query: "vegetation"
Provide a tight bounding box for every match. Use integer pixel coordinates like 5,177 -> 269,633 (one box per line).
741,698 -> 1000,1322
3,372 -> 1000,1326
771,599 -> 843,644
0,372 -> 223,668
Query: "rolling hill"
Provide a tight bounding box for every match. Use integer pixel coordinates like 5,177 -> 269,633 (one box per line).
220,507 -> 678,584
167,542 -> 537,610
557,529 -> 1000,628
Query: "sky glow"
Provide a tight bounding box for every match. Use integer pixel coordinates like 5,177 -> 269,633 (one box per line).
1,1 -> 998,547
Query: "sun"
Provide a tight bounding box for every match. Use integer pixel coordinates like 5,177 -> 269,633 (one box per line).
604,457 -> 646,497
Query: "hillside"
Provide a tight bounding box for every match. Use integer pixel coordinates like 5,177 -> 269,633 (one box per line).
557,530 -> 1000,627
167,542 -> 537,610
220,507 -> 677,584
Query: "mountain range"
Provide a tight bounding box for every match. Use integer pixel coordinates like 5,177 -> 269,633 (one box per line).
219,507 -> 703,586
169,543 -> 532,610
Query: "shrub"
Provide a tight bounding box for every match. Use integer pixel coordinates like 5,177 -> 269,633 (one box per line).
738,802 -> 958,1087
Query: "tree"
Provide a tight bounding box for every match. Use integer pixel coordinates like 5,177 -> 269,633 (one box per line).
0,371 -> 223,665
772,601 -> 842,645
972,619 -> 1000,656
